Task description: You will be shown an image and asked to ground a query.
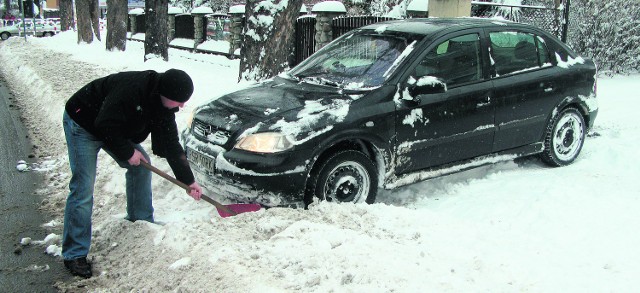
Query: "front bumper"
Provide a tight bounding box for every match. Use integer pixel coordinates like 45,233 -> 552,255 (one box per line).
184,136 -> 311,208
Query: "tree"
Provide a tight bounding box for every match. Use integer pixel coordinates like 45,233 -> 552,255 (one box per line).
59,0 -> 74,31
106,0 -> 128,51
239,0 -> 304,82
76,0 -> 101,43
144,0 -> 169,61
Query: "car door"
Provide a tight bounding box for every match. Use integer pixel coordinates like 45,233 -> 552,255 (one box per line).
394,30 -> 495,175
488,29 -> 564,151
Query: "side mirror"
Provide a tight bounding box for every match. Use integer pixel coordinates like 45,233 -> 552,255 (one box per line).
407,76 -> 447,97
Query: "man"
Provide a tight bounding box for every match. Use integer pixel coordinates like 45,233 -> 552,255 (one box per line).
61,69 -> 203,278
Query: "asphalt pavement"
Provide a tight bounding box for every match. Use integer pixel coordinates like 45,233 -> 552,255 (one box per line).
0,74 -> 71,291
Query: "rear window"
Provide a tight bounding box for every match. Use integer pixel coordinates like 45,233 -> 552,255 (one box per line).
489,31 -> 549,76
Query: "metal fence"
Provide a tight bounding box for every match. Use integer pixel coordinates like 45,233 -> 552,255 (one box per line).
175,14 -> 194,39
470,1 -> 568,42
294,17 -> 316,66
134,15 -> 146,34
332,16 -> 399,39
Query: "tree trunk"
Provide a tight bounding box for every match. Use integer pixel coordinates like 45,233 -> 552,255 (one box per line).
553,0 -> 563,38
59,0 -> 74,31
90,0 -> 101,41
76,0 -> 100,43
106,0 -> 128,51
3,0 -> 10,17
144,0 -> 169,61
239,0 -> 304,82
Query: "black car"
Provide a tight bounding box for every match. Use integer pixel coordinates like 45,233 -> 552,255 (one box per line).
182,18 -> 597,208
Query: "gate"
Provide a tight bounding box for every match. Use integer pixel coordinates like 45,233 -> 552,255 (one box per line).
135,15 -> 146,34
293,16 -> 316,67
175,14 -> 195,39
332,16 -> 399,39
206,14 -> 231,41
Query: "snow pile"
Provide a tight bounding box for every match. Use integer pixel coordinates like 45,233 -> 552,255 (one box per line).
1,33 -> 640,292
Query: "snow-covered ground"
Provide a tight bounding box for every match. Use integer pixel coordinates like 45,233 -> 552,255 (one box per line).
1,32 -> 639,292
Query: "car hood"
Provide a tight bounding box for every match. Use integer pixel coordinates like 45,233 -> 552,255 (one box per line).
193,77 -> 362,146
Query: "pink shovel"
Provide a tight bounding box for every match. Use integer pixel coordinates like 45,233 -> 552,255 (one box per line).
140,161 -> 262,217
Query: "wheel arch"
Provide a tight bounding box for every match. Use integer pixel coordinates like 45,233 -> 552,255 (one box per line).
303,135 -> 390,204
551,97 -> 591,131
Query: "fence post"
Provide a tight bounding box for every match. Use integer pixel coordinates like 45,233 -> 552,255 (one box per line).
128,8 -> 145,35
228,5 -> 245,58
130,16 -> 136,35
428,0 -> 471,17
168,7 -> 182,42
194,15 -> 204,46
312,1 -> 346,52
192,6 -> 213,49
561,0 -> 570,43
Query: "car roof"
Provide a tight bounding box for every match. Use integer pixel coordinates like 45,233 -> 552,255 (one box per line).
361,17 -> 534,35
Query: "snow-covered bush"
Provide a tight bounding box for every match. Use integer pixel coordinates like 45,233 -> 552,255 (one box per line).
568,0 -> 640,74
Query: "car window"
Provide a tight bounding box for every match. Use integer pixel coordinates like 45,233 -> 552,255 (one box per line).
413,33 -> 482,86
536,35 -> 551,66
489,31 -> 540,75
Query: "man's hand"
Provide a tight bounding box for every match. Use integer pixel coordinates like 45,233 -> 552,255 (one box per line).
127,149 -> 148,166
188,182 -> 203,200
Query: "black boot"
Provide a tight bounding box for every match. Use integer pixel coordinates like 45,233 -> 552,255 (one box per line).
64,257 -> 92,278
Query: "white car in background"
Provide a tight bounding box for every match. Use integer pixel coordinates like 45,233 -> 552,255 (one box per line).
0,20 -> 59,40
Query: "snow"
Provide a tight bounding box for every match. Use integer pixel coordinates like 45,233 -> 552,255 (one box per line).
556,52 -> 586,68
168,6 -> 183,15
191,6 -> 214,15
168,37 -> 195,48
1,32 -> 640,292
312,1 -> 347,13
128,8 -> 144,15
16,160 -> 28,171
196,40 -> 230,53
407,0 -> 429,12
229,4 -> 246,14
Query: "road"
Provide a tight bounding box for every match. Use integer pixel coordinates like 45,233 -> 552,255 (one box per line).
0,75 -> 71,291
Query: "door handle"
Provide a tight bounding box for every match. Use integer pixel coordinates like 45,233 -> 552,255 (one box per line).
541,82 -> 554,93
477,96 -> 491,108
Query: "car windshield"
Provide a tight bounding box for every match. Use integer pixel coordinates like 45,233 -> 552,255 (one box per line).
288,31 -> 422,89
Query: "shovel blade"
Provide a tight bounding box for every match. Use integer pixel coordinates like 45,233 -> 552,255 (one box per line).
216,204 -> 262,218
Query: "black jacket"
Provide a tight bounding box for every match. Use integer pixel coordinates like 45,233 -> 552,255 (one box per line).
65,70 -> 194,185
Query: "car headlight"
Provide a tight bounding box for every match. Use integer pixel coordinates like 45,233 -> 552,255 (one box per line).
234,132 -> 294,153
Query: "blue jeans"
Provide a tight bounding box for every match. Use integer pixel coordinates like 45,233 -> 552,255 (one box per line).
62,111 -> 154,260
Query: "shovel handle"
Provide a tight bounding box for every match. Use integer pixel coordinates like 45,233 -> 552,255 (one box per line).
139,161 -> 237,215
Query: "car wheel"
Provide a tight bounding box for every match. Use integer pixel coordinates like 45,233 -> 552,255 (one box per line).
308,150 -> 378,205
541,107 -> 586,166
44,32 -> 53,37
1,32 -> 10,40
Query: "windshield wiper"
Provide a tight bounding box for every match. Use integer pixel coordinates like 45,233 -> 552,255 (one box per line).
294,70 -> 328,80
299,76 -> 341,88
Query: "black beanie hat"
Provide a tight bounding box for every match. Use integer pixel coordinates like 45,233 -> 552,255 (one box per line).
157,69 -> 194,103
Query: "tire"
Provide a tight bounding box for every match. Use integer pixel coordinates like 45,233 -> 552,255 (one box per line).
44,32 -> 53,37
1,32 -> 10,41
540,107 -> 586,166
308,150 -> 378,205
